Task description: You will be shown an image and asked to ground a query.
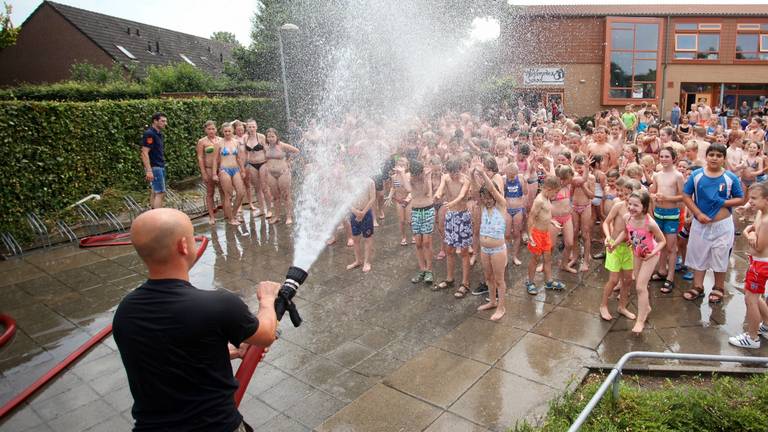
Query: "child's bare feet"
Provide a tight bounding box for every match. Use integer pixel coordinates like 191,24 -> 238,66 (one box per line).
362,262 -> 371,273
436,250 -> 446,260
326,238 -> 337,246
228,219 -> 240,226
346,238 -> 354,247
209,217 -> 216,225
346,261 -> 361,270
579,262 -> 589,272
617,307 -> 636,320
373,220 -> 379,227
285,218 -> 293,225
536,263 -> 543,273
469,253 -> 477,266
477,302 -> 497,311
490,307 -> 506,321
513,257 -> 522,266
599,306 -> 613,321
265,211 -> 273,219
631,321 -> 646,335
400,238 -> 408,246
561,264 -> 578,274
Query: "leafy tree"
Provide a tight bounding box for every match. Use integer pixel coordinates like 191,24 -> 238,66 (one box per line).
0,2 -> 20,49
144,63 -> 214,93
211,31 -> 240,46
69,61 -> 136,84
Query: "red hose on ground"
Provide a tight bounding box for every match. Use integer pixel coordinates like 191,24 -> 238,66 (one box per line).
0,236 -> 209,420
79,233 -> 133,248
233,345 -> 266,407
0,314 -> 17,347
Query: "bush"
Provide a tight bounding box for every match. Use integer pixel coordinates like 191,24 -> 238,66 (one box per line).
0,98 -> 281,234
70,61 -> 136,84
0,81 -> 151,101
144,63 -> 215,94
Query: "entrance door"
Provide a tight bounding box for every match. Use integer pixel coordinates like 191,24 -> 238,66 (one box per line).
546,91 -> 564,115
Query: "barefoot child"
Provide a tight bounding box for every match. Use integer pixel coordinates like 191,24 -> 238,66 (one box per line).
599,177 -> 635,321
475,167 -> 509,321
649,147 -> 685,293
552,165 -> 577,273
401,160 -> 435,285
504,163 -> 527,265
526,176 -> 566,294
347,178 -> 376,273
387,157 -> 412,246
729,182 -> 768,349
612,190 -> 666,334
571,154 -> 596,271
434,159 -> 472,297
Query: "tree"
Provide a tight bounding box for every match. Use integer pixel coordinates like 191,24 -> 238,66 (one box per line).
0,2 -> 20,49
211,31 -> 240,46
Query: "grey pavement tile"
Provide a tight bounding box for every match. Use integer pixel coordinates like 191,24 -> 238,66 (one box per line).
320,370 -> 379,403
70,351 -> 124,382
352,351 -> 404,379
254,414 -> 310,432
323,341 -> 375,369
597,329 -> 672,364
294,358 -> 346,389
532,306 -> 613,349
27,372 -> 84,405
88,368 -> 128,395
384,347 -> 489,409
30,382 -> 101,421
318,384 -> 441,432
0,404 -> 45,432
354,326 -> 402,351
424,412 -> 491,432
432,317 -> 526,365
83,414 -> 133,432
240,395 -> 279,429
475,295 -> 555,331
258,376 -> 316,412
47,400 -> 117,432
102,384 -> 134,413
244,362 -> 291,397
283,390 -> 346,429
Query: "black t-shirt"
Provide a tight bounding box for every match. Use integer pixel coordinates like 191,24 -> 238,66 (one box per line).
113,279 -> 258,432
141,127 -> 165,168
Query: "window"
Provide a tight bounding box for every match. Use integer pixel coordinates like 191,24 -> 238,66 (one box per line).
179,54 -> 196,66
603,17 -> 663,104
736,23 -> 768,61
673,23 -> 720,60
115,45 -> 137,60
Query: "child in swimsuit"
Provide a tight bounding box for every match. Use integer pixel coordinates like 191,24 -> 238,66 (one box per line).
526,176 -> 566,294
612,190 -> 666,335
571,154 -> 596,271
475,167 -> 509,321
599,177 -> 636,321
388,157 -> 412,246
552,165 -> 577,274
504,163 -> 527,266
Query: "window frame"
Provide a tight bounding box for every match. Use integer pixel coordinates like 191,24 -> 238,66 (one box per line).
672,21 -> 721,63
602,16 -> 664,105
735,21 -> 768,62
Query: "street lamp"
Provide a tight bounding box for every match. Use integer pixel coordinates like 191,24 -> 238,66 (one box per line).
278,23 -> 299,122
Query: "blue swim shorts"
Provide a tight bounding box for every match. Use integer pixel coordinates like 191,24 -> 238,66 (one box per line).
350,209 -> 374,238
411,205 -> 435,235
444,210 -> 473,249
653,207 -> 680,235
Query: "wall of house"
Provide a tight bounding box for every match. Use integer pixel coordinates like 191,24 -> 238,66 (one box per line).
0,4 -> 114,86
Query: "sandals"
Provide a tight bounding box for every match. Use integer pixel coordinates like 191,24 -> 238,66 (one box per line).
650,272 -> 667,282
683,286 -> 704,301
454,283 -> 470,298
660,280 -> 674,294
525,281 -> 538,295
411,271 -> 425,284
433,279 -> 454,291
545,280 -> 566,291
423,271 -> 434,284
709,288 -> 725,304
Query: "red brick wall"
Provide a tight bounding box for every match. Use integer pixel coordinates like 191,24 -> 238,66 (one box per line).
501,16 -> 605,66
0,3 -> 114,86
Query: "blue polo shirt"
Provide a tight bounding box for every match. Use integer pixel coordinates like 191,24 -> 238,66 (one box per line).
142,127 -> 165,168
683,168 -> 743,219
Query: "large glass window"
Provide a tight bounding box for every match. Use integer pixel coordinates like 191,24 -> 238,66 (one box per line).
736,23 -> 768,61
673,23 -> 720,60
604,17 -> 662,104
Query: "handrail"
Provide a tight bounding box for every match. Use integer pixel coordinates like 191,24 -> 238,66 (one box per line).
567,351 -> 768,432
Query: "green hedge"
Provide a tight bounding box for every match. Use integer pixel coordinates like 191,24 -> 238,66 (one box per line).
0,98 -> 281,233
0,82 -> 152,101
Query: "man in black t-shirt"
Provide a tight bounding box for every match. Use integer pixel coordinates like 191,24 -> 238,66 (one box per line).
141,112 -> 168,209
113,209 -> 279,432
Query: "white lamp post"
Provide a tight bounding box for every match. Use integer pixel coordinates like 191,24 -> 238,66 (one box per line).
278,23 -> 299,122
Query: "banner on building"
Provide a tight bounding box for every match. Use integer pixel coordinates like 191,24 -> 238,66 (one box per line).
523,68 -> 565,86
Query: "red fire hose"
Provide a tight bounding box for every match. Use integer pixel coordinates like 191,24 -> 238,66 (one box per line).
233,345 -> 267,406
78,232 -> 133,248
0,314 -> 16,347
0,236 -> 210,420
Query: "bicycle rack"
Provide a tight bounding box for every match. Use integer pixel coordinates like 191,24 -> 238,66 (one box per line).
103,211 -> 125,232
123,195 -> 146,222
1,232 -> 23,257
26,212 -> 51,248
76,203 -> 102,235
55,220 -> 78,243
567,351 -> 768,432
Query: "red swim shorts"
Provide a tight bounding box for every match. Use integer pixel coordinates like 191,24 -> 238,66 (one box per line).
745,256 -> 768,295
527,227 -> 552,255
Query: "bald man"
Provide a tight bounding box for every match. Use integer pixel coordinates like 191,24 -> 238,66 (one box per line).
113,209 -> 279,432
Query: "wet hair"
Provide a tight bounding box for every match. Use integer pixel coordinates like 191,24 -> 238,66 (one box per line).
624,144 -> 640,164
410,159 -> 424,177
543,175 -> 561,190
590,154 -> 603,169
625,179 -> 643,191
573,154 -> 587,165
479,139 -> 492,151
478,182 -> 500,198
629,190 -> 652,213
482,153 -> 499,173
625,163 -> 643,179
220,122 -> 233,133
518,143 -> 531,156
203,120 -> 216,130
660,146 -> 676,160
446,158 -> 462,173
232,119 -> 244,131
151,112 -> 166,122
706,143 -> 727,157
265,127 -> 280,143
750,182 -> 768,198
555,164 -> 574,180
607,169 -> 620,180
246,118 -> 258,126
559,150 -> 572,162
615,176 -> 627,188
640,154 -> 655,168
429,155 -> 442,166
693,126 -> 706,137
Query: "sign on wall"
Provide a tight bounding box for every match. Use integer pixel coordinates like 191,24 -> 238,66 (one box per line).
523,68 -> 565,86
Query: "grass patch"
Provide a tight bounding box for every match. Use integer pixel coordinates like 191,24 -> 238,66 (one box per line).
512,373 -> 768,432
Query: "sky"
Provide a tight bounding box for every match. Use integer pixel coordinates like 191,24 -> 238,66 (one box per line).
8,0 -> 768,47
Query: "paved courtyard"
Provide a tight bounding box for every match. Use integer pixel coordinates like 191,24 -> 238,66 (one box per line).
1,212 -> 767,432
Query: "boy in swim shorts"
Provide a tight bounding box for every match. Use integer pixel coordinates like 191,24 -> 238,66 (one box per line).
525,176 -> 566,294
347,178 -> 376,273
729,182 -> 768,349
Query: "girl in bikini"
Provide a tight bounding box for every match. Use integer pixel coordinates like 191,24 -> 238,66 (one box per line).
552,165 -> 577,274
264,128 -> 300,225
196,120 -> 220,225
243,119 -> 269,217
619,144 -> 639,175
212,122 -> 246,226
571,154 -> 596,271
387,157 -> 412,245
504,162 -> 527,265
611,190 -> 666,334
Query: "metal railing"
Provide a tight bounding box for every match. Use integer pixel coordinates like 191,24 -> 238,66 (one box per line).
568,351 -> 768,432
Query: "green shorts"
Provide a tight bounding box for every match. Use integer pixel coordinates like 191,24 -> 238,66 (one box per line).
605,242 -> 633,272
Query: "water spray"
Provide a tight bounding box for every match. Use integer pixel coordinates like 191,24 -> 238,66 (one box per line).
274,266 -> 308,327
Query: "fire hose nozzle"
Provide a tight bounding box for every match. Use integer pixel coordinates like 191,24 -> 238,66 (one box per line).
275,266 -> 307,327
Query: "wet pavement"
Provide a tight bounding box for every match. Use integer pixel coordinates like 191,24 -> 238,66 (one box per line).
1,213 -> 767,431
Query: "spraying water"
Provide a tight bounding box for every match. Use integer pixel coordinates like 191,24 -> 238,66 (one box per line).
291,0 -> 499,271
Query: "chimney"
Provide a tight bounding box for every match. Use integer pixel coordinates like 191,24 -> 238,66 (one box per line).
135,28 -> 140,36
156,41 -> 160,53
126,27 -> 130,34
147,41 -> 152,52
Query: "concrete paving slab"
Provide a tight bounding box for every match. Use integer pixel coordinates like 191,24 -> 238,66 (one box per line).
424,412 -> 490,432
432,317 -> 526,365
533,306 -> 613,349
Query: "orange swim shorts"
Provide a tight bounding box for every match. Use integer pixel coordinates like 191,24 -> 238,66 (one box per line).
527,227 -> 552,255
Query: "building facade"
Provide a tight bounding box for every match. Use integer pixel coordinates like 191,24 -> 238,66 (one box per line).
501,5 -> 768,118
0,1 -> 233,86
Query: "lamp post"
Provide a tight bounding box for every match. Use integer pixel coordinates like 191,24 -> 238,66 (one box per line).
278,23 -> 299,122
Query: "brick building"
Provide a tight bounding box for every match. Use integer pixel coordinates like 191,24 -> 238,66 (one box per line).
500,4 -> 768,119
0,1 -> 233,86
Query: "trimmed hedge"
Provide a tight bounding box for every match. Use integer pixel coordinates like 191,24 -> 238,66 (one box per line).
0,82 -> 152,101
0,98 -> 281,233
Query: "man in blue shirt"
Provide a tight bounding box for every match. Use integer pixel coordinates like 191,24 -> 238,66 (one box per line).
141,112 -> 168,208
670,102 -> 681,126
681,143 -> 745,304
